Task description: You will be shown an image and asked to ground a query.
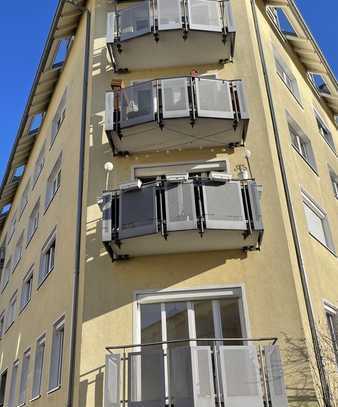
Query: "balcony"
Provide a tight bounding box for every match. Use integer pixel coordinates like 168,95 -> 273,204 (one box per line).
100,177 -> 263,260
105,77 -> 249,155
104,338 -> 288,407
106,0 -> 236,72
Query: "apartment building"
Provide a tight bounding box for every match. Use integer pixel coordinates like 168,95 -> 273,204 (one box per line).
0,0 -> 337,406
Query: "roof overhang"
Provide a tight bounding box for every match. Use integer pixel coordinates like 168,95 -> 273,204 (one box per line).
0,0 -> 85,232
264,0 -> 338,116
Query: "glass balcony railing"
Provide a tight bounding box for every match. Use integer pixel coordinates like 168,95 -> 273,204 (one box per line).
106,0 -> 236,71
100,177 -> 263,259
105,76 -> 249,155
104,338 -> 288,407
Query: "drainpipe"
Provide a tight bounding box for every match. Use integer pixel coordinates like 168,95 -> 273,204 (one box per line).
65,1 -> 91,406
249,1 -> 332,405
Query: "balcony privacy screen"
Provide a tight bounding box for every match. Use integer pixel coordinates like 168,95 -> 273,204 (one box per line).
119,3 -> 151,41
264,346 -> 289,407
219,346 -> 264,407
187,0 -> 223,31
120,82 -> 155,128
195,79 -> 233,118
119,186 -> 157,239
165,182 -> 197,231
161,78 -> 190,119
202,182 -> 247,230
128,350 -> 165,406
158,0 -> 182,30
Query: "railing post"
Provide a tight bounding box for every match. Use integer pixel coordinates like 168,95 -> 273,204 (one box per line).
213,340 -> 222,407
190,77 -> 196,126
182,0 -> 189,39
123,349 -> 127,407
258,344 -> 270,407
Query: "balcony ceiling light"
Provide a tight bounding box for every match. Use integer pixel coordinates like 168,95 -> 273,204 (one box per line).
209,171 -> 232,183
166,174 -> 189,183
119,179 -> 142,191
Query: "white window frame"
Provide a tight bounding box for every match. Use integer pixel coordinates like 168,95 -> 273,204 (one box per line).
45,154 -> 62,210
274,49 -> 301,104
5,292 -> 18,332
314,109 -> 336,153
133,285 -> 250,345
38,229 -> 57,288
7,360 -> 19,407
302,190 -> 335,254
329,168 -> 338,199
0,258 -> 11,293
27,199 -> 40,244
32,143 -> 46,189
7,212 -> 17,244
48,316 -> 65,393
18,348 -> 31,406
13,232 -> 24,272
20,267 -> 34,312
131,160 -> 229,181
51,91 -> 67,148
323,302 -> 338,368
31,334 -> 46,401
19,179 -> 31,218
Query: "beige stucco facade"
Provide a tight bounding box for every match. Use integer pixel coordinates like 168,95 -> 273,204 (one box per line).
0,0 -> 337,407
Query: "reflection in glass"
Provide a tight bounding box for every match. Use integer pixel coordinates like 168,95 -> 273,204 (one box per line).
219,298 -> 243,345
141,303 -> 162,346
166,302 -> 189,348
194,300 -> 215,346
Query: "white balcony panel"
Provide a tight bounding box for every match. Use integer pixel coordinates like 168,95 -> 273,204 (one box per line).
119,3 -> 151,41
187,0 -> 222,32
158,0 -> 182,30
161,78 -> 190,119
203,182 -> 247,230
195,79 -> 233,119
104,354 -> 120,407
264,345 -> 288,407
218,346 -> 264,407
105,92 -> 115,131
191,346 -> 216,407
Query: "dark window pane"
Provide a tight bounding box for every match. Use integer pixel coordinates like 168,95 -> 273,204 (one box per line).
166,302 -> 189,348
194,300 -> 215,346
219,298 -> 243,345
141,303 -> 162,346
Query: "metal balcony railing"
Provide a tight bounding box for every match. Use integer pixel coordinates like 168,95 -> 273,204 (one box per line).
100,177 -> 263,259
104,337 -> 289,407
105,77 -> 249,155
107,0 -> 236,71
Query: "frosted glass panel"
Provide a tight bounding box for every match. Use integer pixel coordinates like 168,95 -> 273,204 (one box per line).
119,3 -> 151,41
195,79 -> 233,118
303,203 -> 326,245
158,0 -> 182,30
161,78 -> 190,119
188,0 -> 222,31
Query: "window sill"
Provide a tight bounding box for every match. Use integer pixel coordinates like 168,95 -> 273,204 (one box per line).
291,145 -> 319,176
30,395 -> 41,402
19,300 -> 31,315
4,321 -> 14,334
12,259 -> 21,274
308,232 -> 337,258
26,229 -> 38,249
17,402 -> 25,407
276,72 -> 303,109
44,187 -> 60,215
37,268 -> 54,290
47,385 -> 61,395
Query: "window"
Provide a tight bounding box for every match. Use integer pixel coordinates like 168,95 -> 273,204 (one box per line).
20,268 -> 33,311
274,50 -> 301,102
19,179 -> 30,218
51,92 -> 67,146
38,232 -> 56,286
32,335 -> 46,399
32,143 -> 45,187
28,113 -> 44,135
288,119 -> 317,171
49,318 -> 65,392
7,212 -> 17,243
18,349 -> 30,405
5,292 -> 17,331
13,233 -> 24,271
0,370 -> 7,407
315,111 -> 336,152
7,361 -> 18,407
1,258 -> 11,292
302,191 -> 335,254
45,154 -> 62,209
137,288 -> 246,347
0,313 -> 4,339
27,200 -> 40,243
324,304 -> 338,367
329,169 -> 338,199
52,38 -> 72,68
309,73 -> 330,95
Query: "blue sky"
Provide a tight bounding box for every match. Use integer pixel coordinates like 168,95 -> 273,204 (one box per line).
0,1 -> 337,183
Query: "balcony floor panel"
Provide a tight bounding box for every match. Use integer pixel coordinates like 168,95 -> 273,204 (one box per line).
113,229 -> 260,257
114,118 -> 246,153
112,30 -> 231,71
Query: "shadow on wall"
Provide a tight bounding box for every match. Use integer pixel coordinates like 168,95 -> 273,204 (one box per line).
79,365 -> 105,407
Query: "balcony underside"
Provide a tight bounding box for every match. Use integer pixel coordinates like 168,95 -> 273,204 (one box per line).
108,30 -> 234,72
107,228 -> 261,258
109,117 -> 248,155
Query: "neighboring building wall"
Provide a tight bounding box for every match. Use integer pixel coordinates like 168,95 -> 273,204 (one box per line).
0,12 -> 87,407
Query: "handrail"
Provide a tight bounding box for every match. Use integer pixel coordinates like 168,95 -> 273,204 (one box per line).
106,336 -> 278,352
